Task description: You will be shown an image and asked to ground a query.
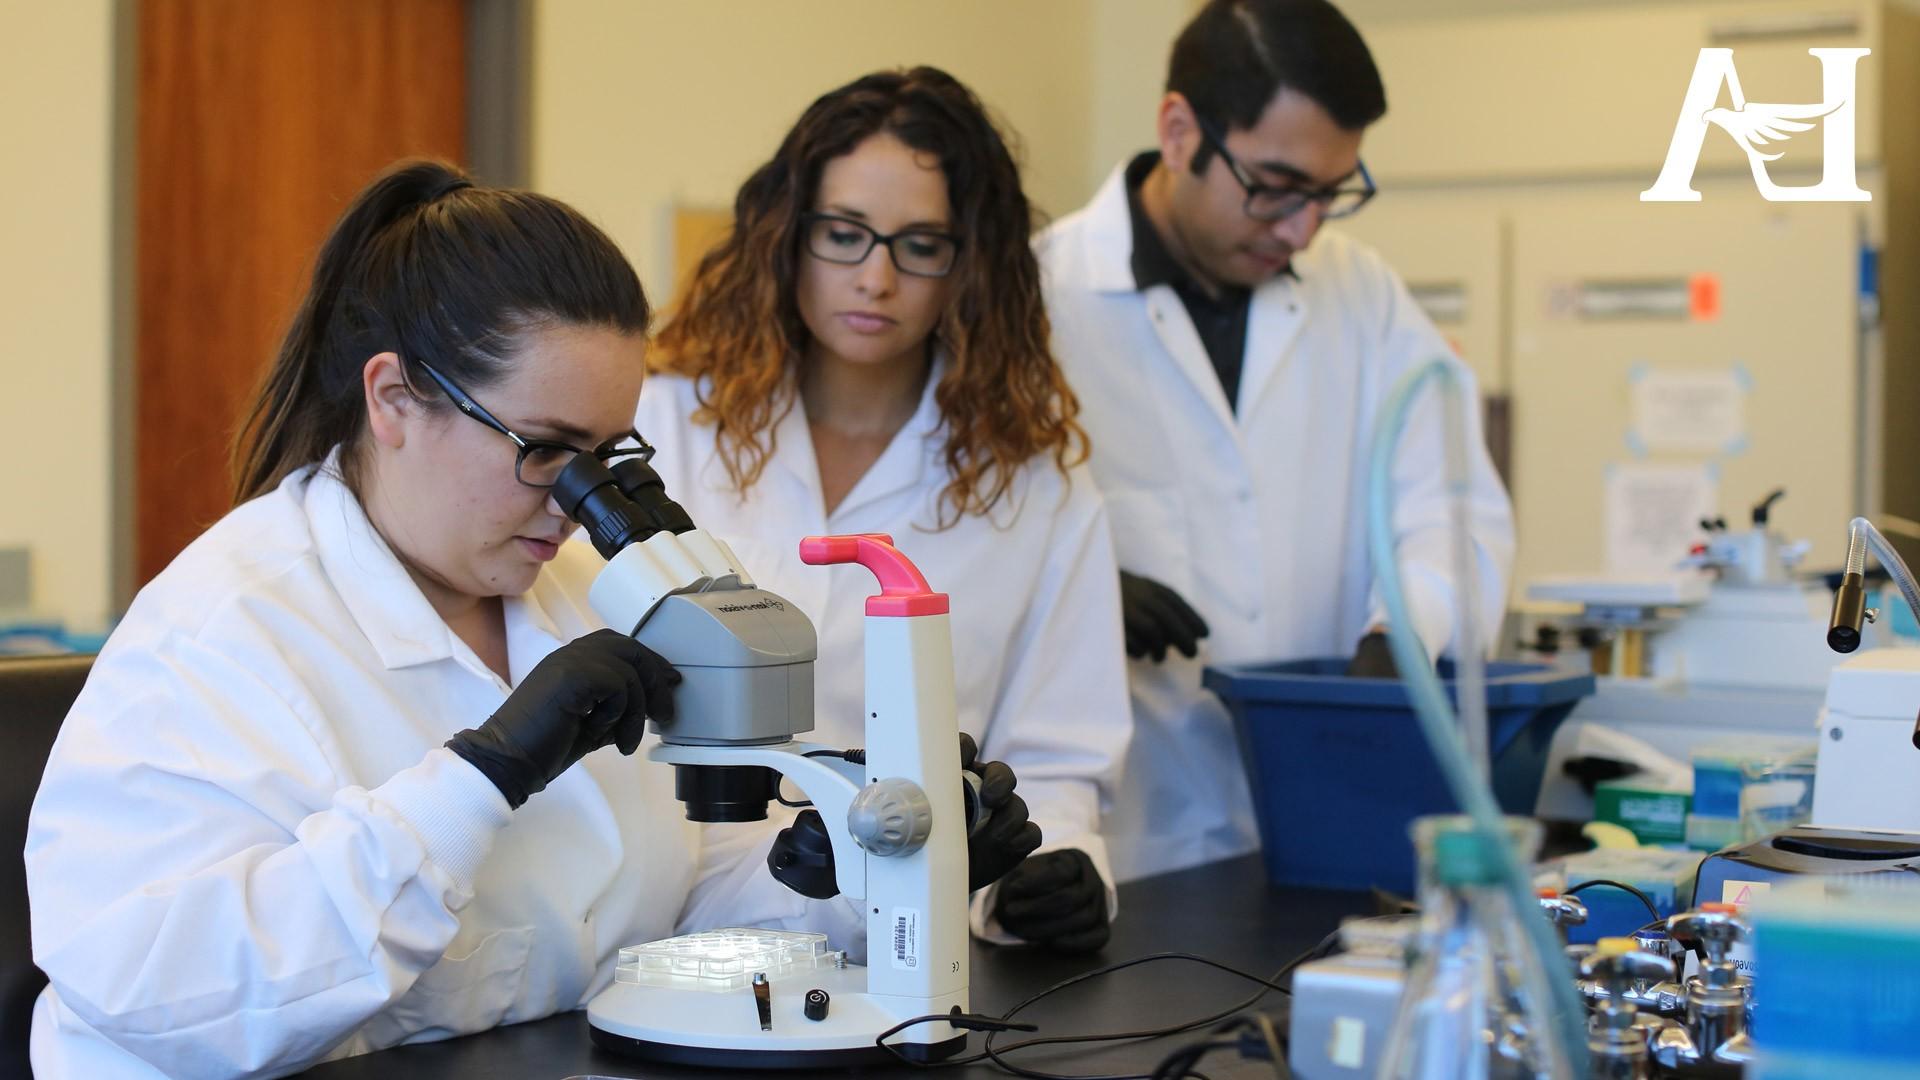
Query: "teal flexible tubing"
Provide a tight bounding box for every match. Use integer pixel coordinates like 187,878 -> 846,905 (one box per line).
1367,358 -> 1589,1078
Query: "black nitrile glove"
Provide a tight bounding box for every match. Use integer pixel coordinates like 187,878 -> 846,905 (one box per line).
446,629 -> 681,809
1119,570 -> 1209,662
1343,630 -> 1399,679
991,848 -> 1110,952
769,809 -> 839,899
961,732 -> 1043,891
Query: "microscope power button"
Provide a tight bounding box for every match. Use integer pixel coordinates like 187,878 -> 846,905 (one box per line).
804,988 -> 830,1021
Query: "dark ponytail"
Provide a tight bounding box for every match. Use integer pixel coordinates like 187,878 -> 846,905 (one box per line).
230,159 -> 649,504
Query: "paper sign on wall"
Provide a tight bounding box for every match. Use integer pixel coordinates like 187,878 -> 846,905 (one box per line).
1630,368 -> 1747,454
1605,463 -> 1718,574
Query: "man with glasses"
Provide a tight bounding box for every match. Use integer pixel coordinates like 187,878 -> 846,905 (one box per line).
1038,0 -> 1515,882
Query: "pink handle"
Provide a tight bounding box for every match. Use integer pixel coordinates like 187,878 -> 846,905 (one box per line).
799,533 -> 950,617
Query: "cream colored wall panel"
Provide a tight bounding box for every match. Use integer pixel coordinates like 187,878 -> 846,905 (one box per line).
1085,0 -> 1195,197
1331,198 -> 1505,393
532,0 -> 1099,299
1507,194 -> 1862,587
0,0 -> 115,626
1359,0 -> 1881,184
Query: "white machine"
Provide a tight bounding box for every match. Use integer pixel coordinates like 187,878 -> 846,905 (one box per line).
551,454 -> 977,1067
1811,648 -> 1920,833
1525,492 -> 1885,820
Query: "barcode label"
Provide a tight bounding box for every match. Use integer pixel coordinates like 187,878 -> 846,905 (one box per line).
890,906 -> 921,970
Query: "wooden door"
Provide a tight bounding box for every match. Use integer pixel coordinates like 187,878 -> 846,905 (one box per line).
135,0 -> 467,585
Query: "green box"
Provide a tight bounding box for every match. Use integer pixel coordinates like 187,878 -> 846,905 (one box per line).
1595,776 -> 1692,845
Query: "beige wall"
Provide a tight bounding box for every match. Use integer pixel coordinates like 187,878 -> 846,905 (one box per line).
0,0 -> 116,627
531,0 -> 1193,298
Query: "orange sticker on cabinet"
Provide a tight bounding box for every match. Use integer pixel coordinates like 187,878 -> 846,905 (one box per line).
1689,273 -> 1721,322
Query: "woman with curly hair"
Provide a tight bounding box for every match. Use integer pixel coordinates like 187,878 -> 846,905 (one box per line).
637,67 -> 1129,952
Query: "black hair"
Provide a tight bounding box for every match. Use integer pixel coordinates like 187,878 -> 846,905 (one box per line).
230,159 -> 649,504
1168,0 -> 1387,174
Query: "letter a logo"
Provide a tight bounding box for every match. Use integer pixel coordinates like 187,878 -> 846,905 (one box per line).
1641,48 -> 1870,202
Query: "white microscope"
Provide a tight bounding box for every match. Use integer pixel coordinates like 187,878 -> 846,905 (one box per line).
550,453 -> 978,1067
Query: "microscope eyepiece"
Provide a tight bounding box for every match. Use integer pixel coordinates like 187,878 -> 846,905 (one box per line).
610,457 -> 696,536
552,453 -> 698,560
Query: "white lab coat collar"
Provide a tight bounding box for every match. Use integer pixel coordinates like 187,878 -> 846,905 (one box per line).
761,353 -> 946,525
1071,163 -> 1145,295
303,449 -> 567,679
1076,156 -> 1312,425
305,454 -> 458,671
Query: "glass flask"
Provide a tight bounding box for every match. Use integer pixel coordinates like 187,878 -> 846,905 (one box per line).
1379,814 -> 1576,1080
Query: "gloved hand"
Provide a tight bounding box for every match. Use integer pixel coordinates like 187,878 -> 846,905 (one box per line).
446,629 -> 681,809
766,733 -> 1043,900
1119,570 -> 1209,662
991,848 -> 1110,952
1343,629 -> 1399,679
961,732 -> 1043,891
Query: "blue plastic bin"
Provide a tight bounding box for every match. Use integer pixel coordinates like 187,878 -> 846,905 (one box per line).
1202,659 -> 1595,894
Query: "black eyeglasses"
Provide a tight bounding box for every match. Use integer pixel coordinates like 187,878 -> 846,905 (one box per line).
800,212 -> 961,278
412,360 -> 654,489
1195,117 -> 1376,223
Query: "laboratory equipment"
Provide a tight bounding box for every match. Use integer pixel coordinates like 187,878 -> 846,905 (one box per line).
1814,515 -> 1920,830
1377,815 -> 1571,1080
552,453 -> 976,1066
1693,826 -> 1920,908
1539,847 -> 1703,945
1565,905 -> 1757,1077
1367,359 -> 1587,1077
1536,889 -> 1588,943
1577,938 -> 1674,1080
1285,915 -> 1418,1079
1529,494 -> 1890,824
1814,650 -> 1920,831
1747,874 -> 1920,1080
1646,907 -> 1755,1074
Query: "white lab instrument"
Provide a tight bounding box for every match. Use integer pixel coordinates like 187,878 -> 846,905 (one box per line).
1814,516 -> 1920,833
1526,494 -> 1889,822
555,454 -> 977,1066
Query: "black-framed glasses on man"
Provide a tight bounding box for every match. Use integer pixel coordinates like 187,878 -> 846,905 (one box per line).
1194,117 -> 1376,223
800,212 -> 962,278
412,359 -> 655,489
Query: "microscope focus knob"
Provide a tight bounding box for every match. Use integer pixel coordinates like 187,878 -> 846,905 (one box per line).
847,779 -> 934,856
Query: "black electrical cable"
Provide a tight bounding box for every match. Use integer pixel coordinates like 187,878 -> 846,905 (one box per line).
1146,1034 -> 1238,1080
1564,878 -> 1664,926
874,930 -> 1342,1079
1148,1012 -> 1284,1080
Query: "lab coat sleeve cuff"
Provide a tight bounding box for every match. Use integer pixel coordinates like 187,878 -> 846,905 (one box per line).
368,747 -> 513,888
967,833 -> 1120,945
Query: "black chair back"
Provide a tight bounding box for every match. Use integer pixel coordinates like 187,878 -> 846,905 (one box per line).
1,654 -> 93,1077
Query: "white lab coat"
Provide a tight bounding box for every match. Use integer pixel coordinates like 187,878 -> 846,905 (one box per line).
1037,162 -> 1516,882
634,367 -> 1131,940
26,457 -> 862,1080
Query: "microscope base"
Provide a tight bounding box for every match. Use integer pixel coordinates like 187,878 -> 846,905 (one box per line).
585,963 -> 968,1068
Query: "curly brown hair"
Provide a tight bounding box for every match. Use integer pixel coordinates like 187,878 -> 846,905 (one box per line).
650,66 -> 1086,527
